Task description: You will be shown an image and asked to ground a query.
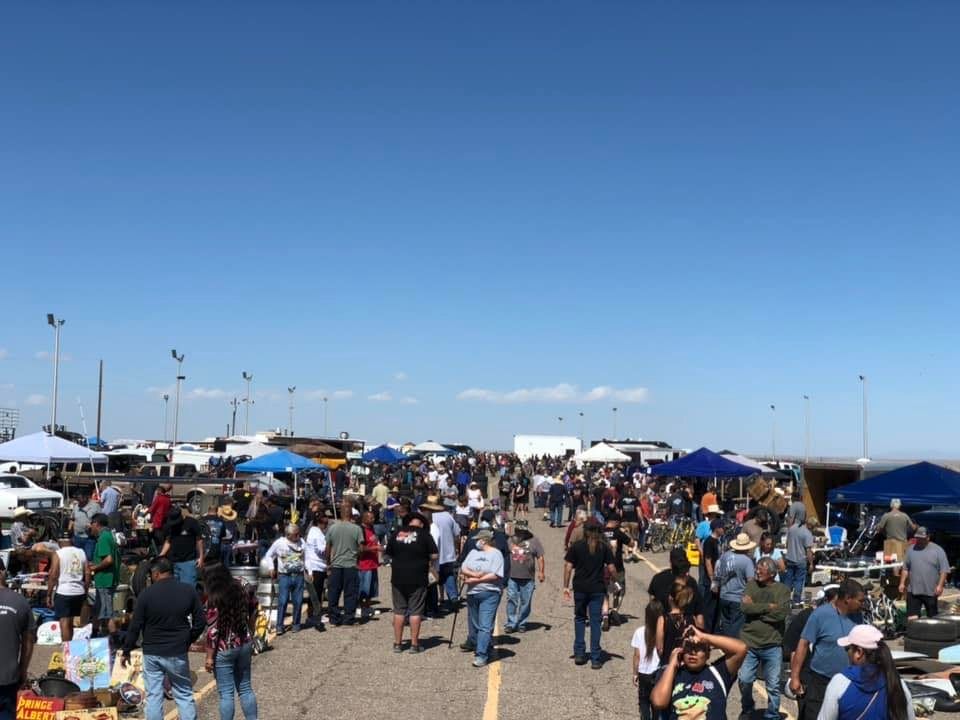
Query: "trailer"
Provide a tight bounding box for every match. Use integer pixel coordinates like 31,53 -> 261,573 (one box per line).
513,434 -> 582,461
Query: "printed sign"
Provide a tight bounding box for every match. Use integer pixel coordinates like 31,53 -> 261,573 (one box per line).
15,691 -> 64,720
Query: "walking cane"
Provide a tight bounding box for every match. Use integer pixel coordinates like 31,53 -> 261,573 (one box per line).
448,576 -> 464,649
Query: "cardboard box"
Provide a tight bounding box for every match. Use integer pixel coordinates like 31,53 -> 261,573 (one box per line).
15,691 -> 64,720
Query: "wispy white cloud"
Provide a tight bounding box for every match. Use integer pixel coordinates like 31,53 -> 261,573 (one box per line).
0,348 -> 8,360
368,392 -> 392,402
304,389 -> 353,401
394,371 -> 408,381
35,351 -> 72,362
0,383 -> 13,392
400,396 -> 418,405
25,393 -> 47,406
332,389 -> 353,399
456,383 -> 649,405
189,387 -> 231,400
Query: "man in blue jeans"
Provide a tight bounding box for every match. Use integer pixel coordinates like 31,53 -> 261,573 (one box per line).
504,521 -> 545,633
121,558 -> 204,720
547,477 -> 567,528
739,557 -> 791,720
263,523 -> 306,634
324,503 -> 366,626
783,517 -> 816,603
563,519 -> 616,669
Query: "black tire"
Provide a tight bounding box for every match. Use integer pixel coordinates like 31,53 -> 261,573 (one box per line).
131,559 -> 153,597
903,636 -> 956,658
907,618 -> 958,642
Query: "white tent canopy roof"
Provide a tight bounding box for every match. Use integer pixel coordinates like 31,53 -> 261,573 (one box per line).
411,440 -> 450,453
575,442 -> 631,464
720,453 -> 784,477
0,432 -> 108,465
223,441 -> 277,459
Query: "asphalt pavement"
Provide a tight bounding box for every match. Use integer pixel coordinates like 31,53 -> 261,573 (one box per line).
193,508 -> 801,720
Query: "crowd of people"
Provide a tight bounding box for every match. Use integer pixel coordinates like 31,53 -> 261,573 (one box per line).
3,451 -> 956,720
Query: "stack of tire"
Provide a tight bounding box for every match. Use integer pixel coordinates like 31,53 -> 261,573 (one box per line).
903,617 -> 960,658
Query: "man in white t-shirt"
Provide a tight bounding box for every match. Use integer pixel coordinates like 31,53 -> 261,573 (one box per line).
422,497 -> 460,612
46,534 -> 90,641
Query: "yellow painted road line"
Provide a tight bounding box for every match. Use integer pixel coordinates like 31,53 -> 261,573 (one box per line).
482,618 -> 503,720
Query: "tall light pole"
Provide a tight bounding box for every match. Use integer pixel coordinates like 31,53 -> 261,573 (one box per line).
229,397 -> 239,436
323,396 -> 329,436
46,314 -> 65,435
612,407 -> 618,439
162,394 -> 170,441
770,404 -> 777,462
241,372 -> 253,435
171,349 -> 184,447
802,394 -> 811,463
288,386 -> 296,436
859,374 -> 869,459
578,411 -> 584,449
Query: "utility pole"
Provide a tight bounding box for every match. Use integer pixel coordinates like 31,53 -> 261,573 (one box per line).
229,397 -> 239,437
46,313 -> 65,435
171,349 -> 185,447
578,411 -> 585,451
612,407 -> 618,439
242,372 -> 253,435
95,359 -> 103,444
802,394 -> 811,463
323,396 -> 328,436
770,404 -> 777,462
859,374 -> 869,459
288,386 -> 296,436
162,394 -> 169,441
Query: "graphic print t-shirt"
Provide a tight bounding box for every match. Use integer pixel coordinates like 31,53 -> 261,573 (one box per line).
509,537 -> 544,580
667,658 -> 733,720
386,527 -> 438,587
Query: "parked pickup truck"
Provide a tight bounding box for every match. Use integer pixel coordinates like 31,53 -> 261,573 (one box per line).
0,474 -> 64,519
113,464 -> 233,515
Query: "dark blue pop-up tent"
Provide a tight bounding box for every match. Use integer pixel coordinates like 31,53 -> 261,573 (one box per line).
650,447 -> 759,478
361,444 -> 408,464
828,461 -> 960,506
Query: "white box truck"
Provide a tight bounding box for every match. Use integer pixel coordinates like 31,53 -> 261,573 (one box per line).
513,434 -> 582,460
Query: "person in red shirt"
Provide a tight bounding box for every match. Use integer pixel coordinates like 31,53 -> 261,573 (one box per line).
358,511 -> 381,621
148,484 -> 173,544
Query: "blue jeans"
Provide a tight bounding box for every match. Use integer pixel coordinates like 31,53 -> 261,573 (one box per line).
143,654 -> 196,720
221,542 -> 233,567
214,642 -> 258,720
549,505 -> 564,526
173,560 -> 198,588
0,682 -> 17,720
739,645 -> 782,720
783,562 -> 807,603
327,566 -> 359,624
698,571 -> 717,632
277,573 -> 304,630
506,578 -> 535,630
717,599 -> 745,638
75,535 -> 95,561
439,562 -> 459,606
573,591 -> 605,662
467,590 -> 501,663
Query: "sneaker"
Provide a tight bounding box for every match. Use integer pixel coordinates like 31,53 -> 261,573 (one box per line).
315,623 -> 326,632
459,641 -> 476,652
601,615 -> 610,632
591,660 -> 603,670
409,644 -> 423,654
518,626 -> 527,633
275,628 -> 286,636
574,655 -> 588,666
472,657 -> 487,668
393,643 -> 404,653
504,626 -> 516,634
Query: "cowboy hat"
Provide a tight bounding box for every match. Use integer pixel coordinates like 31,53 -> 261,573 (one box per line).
706,504 -> 721,515
13,507 -> 33,519
420,495 -> 446,512
729,532 -> 756,552
217,505 -> 238,521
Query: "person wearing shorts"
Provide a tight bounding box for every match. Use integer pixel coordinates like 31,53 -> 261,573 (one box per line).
47,535 -> 90,642
385,512 -> 438,653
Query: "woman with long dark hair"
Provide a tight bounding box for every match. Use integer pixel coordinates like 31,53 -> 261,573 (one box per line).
817,624 -> 914,720
656,577 -> 704,662
631,600 -> 663,719
204,565 -> 259,720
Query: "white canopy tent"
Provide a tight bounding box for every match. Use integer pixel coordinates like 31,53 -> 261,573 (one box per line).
0,432 -> 107,465
574,442 -> 631,464
411,440 -> 452,453
222,441 -> 277,459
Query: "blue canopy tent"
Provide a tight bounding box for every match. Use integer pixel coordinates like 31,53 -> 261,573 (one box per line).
361,444 -> 408,464
236,450 -> 324,520
828,462 -> 960,506
650,447 -> 759,478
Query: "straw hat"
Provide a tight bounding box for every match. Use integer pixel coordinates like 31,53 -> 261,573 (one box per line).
217,505 -> 238,521
729,532 -> 756,552
706,504 -> 721,515
13,507 -> 33,519
420,495 -> 446,512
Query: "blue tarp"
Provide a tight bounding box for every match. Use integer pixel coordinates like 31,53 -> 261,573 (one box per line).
235,449 -> 321,474
828,461 -> 960,506
650,447 -> 759,478
361,445 -> 408,464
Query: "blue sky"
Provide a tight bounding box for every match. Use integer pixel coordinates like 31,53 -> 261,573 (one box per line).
2,2 -> 959,457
